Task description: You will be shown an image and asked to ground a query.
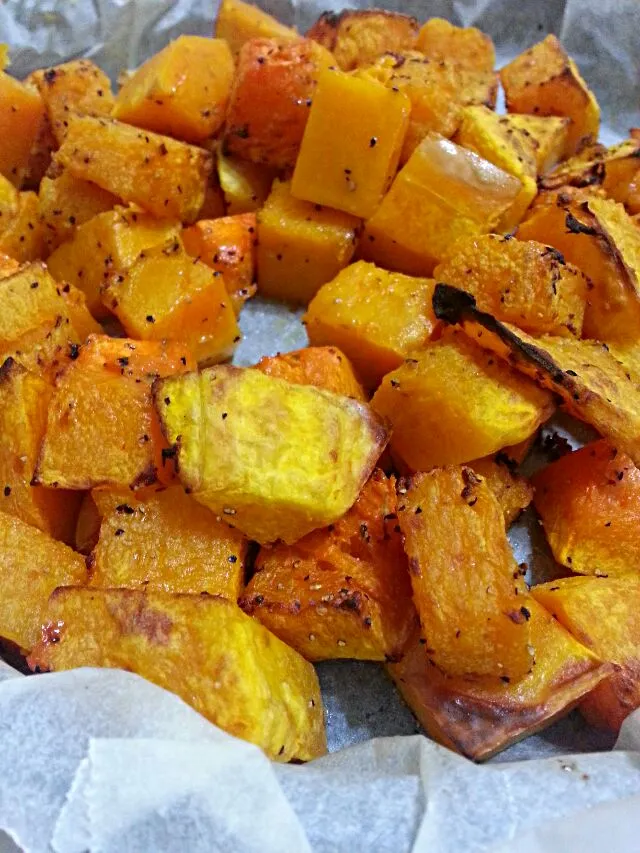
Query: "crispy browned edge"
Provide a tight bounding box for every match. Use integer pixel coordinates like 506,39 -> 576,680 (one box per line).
540,139 -> 640,191
306,9 -> 419,47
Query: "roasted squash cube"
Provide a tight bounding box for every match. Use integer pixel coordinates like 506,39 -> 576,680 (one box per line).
256,179 -> 359,303
470,454 -> 533,526
434,233 -> 588,337
497,114 -> 570,175
388,599 -> 608,760
0,71 -> 45,186
89,485 -> 246,598
217,149 -> 276,214
241,470 -> 416,661
305,261 -> 437,389
0,358 -> 82,543
361,134 -> 521,276
34,335 -> 195,491
371,328 -> 553,471
306,9 -> 418,71
29,587 -> 326,762
398,467 -> 533,679
47,206 -> 181,319
0,191 -> 45,262
532,440 -> 640,577
104,239 -> 240,365
532,576 -> 640,733
292,67 -> 410,219
56,115 -> 211,223
500,35 -> 599,156
114,37 -> 234,144
255,346 -> 366,400
0,511 -> 87,652
224,37 -> 333,171
416,18 -> 495,73
28,60 -> 115,145
215,0 -> 298,56
154,365 -> 389,544
182,213 -> 257,315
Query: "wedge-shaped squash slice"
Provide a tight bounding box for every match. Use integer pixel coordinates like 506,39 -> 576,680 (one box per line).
34,335 -> 195,492
416,18 -> 495,73
114,37 -> 234,144
224,37 -> 333,171
500,35 -> 599,156
215,0 -> 298,56
532,440 -> 640,577
241,470 -> 416,661
56,116 -> 211,223
0,512 -> 87,652
154,365 -> 389,544
0,71 -> 45,186
433,284 -> 640,466
497,114 -> 569,175
0,358 -> 82,544
518,192 -> 640,344
28,587 -> 326,762
103,239 -> 240,366
434,234 -> 588,337
361,134 -> 521,276
306,9 -> 418,70
256,179 -> 360,304
182,213 -> 257,315
47,206 -> 181,319
88,485 -> 246,598
397,467 -> 533,680
533,576 -> 640,733
305,261 -> 437,389
28,59 -> 115,145
470,454 -> 533,526
388,599 -> 609,760
0,191 -> 45,262
371,328 -> 553,471
217,149 -> 276,214
255,346 -> 366,401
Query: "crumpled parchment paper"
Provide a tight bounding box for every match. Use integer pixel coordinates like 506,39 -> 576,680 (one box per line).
0,0 -> 639,849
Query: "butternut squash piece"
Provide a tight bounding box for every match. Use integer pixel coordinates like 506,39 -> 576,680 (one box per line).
114,37 -> 234,144
56,115 -> 211,223
306,9 -> 418,70
416,18 -> 495,73
89,485 -> 247,598
215,0 -> 298,56
500,35 -> 599,156
371,328 -> 554,471
154,365 -> 389,544
470,454 -> 533,526
47,206 -> 181,319
256,179 -> 359,303
103,239 -> 240,365
532,576 -> 640,733
532,440 -> 640,577
497,114 -> 570,175
292,67 -> 410,219
28,60 -> 115,145
305,261 -> 437,389
0,511 -> 87,652
0,358 -> 82,544
398,467 -> 533,680
29,587 -> 326,762
388,599 -> 608,760
217,149 -> 276,214
433,233 -> 588,337
182,214 -> 257,315
0,191 -> 45,262
0,71 -> 45,186
361,134 -> 521,276
224,37 -> 333,170
241,470 -> 416,661
255,346 -> 366,401
34,335 -> 195,492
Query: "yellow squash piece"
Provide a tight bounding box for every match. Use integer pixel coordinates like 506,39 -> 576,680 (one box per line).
497,114 -> 570,175
0,191 -> 45,262
215,0 -> 298,56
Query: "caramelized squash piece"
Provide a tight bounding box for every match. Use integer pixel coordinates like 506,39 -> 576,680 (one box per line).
388,599 -> 608,760
497,114 -> 570,175
0,71 -> 45,186
305,261 -> 437,389
241,470 -> 416,661
398,467 -> 533,680
34,335 -> 195,491
255,346 -> 366,401
114,37 -> 234,144
29,587 -> 326,762
0,511 -> 87,652
215,0 -> 298,56
416,18 -> 495,73
434,233 -> 588,337
533,576 -> 640,733
371,328 -> 553,471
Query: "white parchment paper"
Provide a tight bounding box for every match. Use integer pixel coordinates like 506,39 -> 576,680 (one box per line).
0,0 -> 639,849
